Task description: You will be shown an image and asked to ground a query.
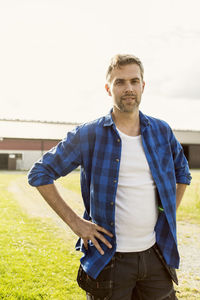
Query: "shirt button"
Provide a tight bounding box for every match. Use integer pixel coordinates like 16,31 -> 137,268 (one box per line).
113,179 -> 117,183
116,158 -> 119,162
117,139 -> 120,143
110,201 -> 114,206
110,222 -> 114,226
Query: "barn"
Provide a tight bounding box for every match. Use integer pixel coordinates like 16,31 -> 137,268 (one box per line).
0,119 -> 200,170
173,129 -> 200,168
0,119 -> 77,171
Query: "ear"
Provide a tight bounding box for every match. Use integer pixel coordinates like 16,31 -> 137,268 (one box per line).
142,81 -> 145,93
105,83 -> 112,96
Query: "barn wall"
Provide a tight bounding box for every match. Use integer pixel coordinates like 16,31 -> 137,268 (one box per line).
0,133 -> 200,170
22,150 -> 43,170
0,138 -> 60,151
0,150 -> 43,170
0,138 -> 61,170
189,145 -> 200,168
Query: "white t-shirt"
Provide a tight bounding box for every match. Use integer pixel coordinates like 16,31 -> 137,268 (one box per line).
115,128 -> 158,252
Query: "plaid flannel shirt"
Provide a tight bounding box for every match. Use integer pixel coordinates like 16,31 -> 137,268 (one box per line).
28,110 -> 192,279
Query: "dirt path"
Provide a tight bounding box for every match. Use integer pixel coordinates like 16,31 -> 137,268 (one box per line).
8,176 -> 200,297
176,222 -> 200,297
8,176 -> 84,241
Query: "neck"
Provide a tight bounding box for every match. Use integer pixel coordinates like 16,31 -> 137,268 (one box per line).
112,107 -> 140,136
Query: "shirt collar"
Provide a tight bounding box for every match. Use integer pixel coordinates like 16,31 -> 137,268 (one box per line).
139,110 -> 151,131
103,109 -> 114,127
103,109 -> 150,130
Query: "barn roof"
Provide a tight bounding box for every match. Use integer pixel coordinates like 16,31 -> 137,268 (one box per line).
0,119 -> 79,140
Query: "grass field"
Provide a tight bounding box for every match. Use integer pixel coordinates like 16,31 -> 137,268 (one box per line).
0,171 -> 199,299
176,171 -> 200,224
0,173 -> 85,300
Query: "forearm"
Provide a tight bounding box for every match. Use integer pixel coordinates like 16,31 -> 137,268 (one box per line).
36,183 -> 81,232
36,183 -> 113,255
176,183 -> 187,210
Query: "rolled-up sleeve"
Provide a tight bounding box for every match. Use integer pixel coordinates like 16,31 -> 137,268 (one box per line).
28,126 -> 82,186
169,128 -> 192,185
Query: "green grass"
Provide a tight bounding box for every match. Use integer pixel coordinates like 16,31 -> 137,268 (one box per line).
0,173 -> 85,299
177,171 -> 200,224
58,171 -> 81,195
0,170 -> 199,299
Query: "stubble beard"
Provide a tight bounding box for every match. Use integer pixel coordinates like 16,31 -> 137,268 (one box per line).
117,95 -> 141,113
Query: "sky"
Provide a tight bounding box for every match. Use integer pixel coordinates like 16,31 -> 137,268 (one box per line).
0,0 -> 200,130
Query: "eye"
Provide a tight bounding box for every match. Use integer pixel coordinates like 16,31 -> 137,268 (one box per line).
131,79 -> 139,84
115,80 -> 123,85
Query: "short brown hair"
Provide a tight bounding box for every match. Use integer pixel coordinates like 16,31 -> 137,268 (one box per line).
106,54 -> 144,82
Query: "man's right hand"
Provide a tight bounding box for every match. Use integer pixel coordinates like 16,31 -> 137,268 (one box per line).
72,217 -> 113,255
36,184 -> 113,255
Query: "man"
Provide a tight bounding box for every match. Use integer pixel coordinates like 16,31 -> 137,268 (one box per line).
28,54 -> 192,299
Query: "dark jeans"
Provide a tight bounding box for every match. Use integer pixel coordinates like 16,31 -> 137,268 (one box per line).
77,244 -> 178,300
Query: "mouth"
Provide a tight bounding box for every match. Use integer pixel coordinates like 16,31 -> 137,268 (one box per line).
121,96 -> 136,101
122,94 -> 136,99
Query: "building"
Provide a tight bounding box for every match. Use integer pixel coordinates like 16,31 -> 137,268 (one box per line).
0,119 -> 200,170
0,119 -> 77,170
173,129 -> 200,169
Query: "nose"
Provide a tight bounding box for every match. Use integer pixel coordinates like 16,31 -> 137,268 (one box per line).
124,82 -> 133,92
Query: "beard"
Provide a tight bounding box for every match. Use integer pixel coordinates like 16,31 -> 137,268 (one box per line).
117,94 -> 141,113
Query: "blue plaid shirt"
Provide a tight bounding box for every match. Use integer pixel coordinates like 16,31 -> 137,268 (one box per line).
28,110 -> 191,279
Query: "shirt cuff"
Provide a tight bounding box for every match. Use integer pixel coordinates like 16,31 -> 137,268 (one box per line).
28,175 -> 54,187
176,174 -> 192,185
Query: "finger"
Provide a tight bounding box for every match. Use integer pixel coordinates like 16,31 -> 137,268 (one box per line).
95,232 -> 112,249
95,225 -> 113,237
83,238 -> 88,250
91,237 -> 105,255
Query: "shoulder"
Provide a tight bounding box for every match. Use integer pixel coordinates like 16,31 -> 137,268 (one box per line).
140,111 -> 174,143
147,114 -> 171,129
67,115 -> 107,144
142,112 -> 172,132
76,115 -> 107,134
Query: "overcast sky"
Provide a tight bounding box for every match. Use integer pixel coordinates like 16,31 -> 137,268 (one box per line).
0,0 -> 200,130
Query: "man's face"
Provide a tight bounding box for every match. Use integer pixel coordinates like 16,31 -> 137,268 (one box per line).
105,64 -> 145,113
